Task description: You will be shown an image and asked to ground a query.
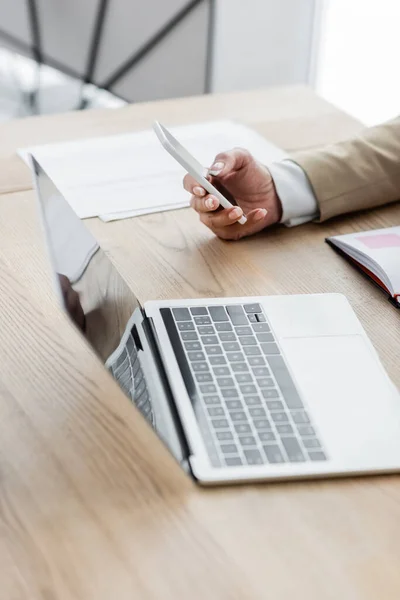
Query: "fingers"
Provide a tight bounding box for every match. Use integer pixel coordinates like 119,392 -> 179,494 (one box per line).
183,147 -> 252,194
183,172 -> 209,195
208,147 -> 252,177
201,208 -> 270,241
190,194 -> 219,214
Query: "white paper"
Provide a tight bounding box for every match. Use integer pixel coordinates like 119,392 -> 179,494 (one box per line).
20,120 -> 287,220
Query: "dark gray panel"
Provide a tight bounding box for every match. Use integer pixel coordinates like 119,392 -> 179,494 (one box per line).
94,0 -> 189,83
36,0 -> 99,76
0,0 -> 32,46
110,0 -> 208,102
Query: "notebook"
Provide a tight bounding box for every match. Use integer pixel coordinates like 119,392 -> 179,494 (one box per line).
326,226 -> 400,308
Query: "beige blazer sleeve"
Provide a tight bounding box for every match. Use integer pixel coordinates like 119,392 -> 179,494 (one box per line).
292,116 -> 400,221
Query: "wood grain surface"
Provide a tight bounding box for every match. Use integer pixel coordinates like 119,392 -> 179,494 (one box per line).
1,86 -> 400,600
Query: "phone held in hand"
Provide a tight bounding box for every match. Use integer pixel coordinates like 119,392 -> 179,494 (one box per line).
153,121 -> 247,225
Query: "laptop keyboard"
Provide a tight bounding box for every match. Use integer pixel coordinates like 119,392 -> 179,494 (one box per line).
164,303 -> 326,468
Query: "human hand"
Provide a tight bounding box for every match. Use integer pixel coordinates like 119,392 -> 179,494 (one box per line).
183,148 -> 282,240
58,274 -> 86,332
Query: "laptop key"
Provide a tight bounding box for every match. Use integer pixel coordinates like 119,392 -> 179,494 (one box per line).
234,423 -> 252,434
256,313 -> 267,322
281,437 -> 305,462
247,313 -> 257,323
188,351 -> 205,362
230,411 -> 248,422
249,407 -> 267,418
198,325 -> 215,335
252,322 -> 270,332
190,307 -> 208,316
244,304 -> 262,313
226,305 -> 248,325
258,431 -> 276,442
194,316 -> 212,325
230,362 -> 249,372
239,384 -> 257,395
271,412 -> 289,424
234,373 -> 253,384
239,435 -> 257,446
264,445 -> 285,463
205,346 -> 223,356
225,457 -> 243,467
226,352 -> 245,362
261,389 -> 279,399
276,424 -> 294,435
244,395 -> 262,406
239,336 -> 258,346
303,438 -> 321,449
208,407 -> 225,417
216,431 -> 234,441
172,307 -> 192,321
191,362 -> 209,372
215,322 -> 233,332
256,332 -> 275,343
297,425 -> 315,437
308,451 -> 327,461
177,322 -> 195,331
267,355 -> 304,409
261,343 -> 280,355
223,342 -> 241,352
203,395 -> 221,404
221,388 -> 239,399
244,449 -> 263,465
195,373 -> 213,383
209,306 -> 229,322
235,326 -> 253,336
254,418 -> 271,430
202,335 -> 219,345
209,356 -> 227,365
252,366 -> 270,377
180,331 -> 198,341
200,384 -> 217,394
292,411 -> 310,424
218,332 -> 236,342
216,377 -> 235,388
226,400 -> 242,410
266,400 -> 284,411
248,356 -> 266,366
220,444 -> 238,455
257,377 -> 275,388
184,341 -> 201,351
243,347 -> 262,356
213,366 -> 230,376
212,419 -> 229,429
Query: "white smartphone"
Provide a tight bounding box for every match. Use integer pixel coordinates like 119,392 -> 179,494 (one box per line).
153,121 -> 247,225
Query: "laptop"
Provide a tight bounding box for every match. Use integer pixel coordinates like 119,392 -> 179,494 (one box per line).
31,155 -> 400,485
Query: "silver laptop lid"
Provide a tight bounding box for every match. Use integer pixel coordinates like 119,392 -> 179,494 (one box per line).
31,155 -> 187,465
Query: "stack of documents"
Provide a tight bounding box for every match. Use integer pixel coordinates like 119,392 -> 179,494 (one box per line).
20,120 -> 287,222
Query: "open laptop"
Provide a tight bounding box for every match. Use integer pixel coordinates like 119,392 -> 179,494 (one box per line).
32,155 -> 400,485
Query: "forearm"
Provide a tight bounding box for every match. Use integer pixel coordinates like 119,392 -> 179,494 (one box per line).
291,117 -> 400,221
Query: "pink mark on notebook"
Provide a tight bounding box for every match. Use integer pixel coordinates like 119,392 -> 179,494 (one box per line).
356,233 -> 400,249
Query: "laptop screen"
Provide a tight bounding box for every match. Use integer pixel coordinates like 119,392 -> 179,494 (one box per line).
32,156 -> 188,466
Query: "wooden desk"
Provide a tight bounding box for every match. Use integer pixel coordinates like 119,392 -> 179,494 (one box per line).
1,86 -> 400,600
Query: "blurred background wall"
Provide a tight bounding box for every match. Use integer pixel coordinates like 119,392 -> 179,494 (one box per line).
0,0 -> 398,124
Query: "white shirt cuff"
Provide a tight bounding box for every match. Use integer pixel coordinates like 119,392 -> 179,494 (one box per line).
268,159 -> 319,227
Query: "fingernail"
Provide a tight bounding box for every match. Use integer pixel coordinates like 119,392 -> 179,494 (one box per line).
193,186 -> 205,196
255,209 -> 268,221
209,161 -> 225,175
206,196 -> 218,209
229,207 -> 243,220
